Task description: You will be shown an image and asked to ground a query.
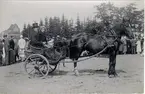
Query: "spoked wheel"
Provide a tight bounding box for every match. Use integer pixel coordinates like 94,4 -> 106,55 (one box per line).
24,54 -> 49,78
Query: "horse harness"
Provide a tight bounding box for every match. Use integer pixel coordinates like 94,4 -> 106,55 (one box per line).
99,28 -> 119,47
53,28 -> 120,61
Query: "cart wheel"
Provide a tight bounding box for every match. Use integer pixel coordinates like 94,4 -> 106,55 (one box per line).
49,64 -> 57,73
24,54 -> 49,78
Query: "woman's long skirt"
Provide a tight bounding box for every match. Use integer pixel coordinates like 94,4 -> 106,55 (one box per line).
19,48 -> 25,61
0,53 -> 2,66
9,49 -> 15,64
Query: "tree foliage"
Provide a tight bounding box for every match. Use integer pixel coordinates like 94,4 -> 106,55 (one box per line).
94,3 -> 144,33
22,3 -> 144,39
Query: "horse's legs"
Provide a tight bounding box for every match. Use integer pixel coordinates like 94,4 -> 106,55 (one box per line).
73,59 -> 79,76
108,51 -> 117,77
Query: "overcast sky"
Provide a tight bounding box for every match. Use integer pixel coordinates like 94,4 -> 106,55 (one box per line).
0,0 -> 144,32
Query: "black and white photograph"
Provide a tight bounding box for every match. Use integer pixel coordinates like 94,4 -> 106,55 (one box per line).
0,0 -> 144,93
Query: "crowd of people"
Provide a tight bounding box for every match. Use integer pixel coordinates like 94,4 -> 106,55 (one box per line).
119,34 -> 144,55
0,22 -> 64,66
0,34 -> 27,66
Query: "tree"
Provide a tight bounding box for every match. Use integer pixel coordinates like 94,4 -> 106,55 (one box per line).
48,17 -> 54,37
84,17 -> 98,34
53,16 -> 61,36
116,3 -> 144,33
22,24 -> 31,38
63,19 -> 69,38
68,19 -> 75,37
60,14 -> 66,37
44,17 -> 49,32
95,3 -> 116,25
47,17 -> 61,37
23,23 -> 27,30
94,2 -> 144,34
39,19 -> 44,26
75,15 -> 83,33
27,24 -> 33,39
44,17 -> 49,27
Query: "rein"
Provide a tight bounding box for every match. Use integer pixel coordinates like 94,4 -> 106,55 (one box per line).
54,37 -> 118,62
61,44 -> 114,63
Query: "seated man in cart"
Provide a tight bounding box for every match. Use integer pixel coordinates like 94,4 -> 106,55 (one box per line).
29,22 -> 47,48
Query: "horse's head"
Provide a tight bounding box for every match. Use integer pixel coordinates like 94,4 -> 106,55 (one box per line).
113,23 -> 134,39
121,25 -> 134,39
121,18 -> 134,39
125,27 -> 134,39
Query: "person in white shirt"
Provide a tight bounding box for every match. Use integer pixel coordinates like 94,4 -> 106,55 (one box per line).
136,37 -> 141,54
121,36 -> 127,54
48,37 -> 54,48
18,35 -> 26,61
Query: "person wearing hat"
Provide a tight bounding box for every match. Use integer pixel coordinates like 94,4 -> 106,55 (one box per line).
141,34 -> 144,53
18,35 -> 26,61
30,22 -> 47,48
30,22 -> 39,42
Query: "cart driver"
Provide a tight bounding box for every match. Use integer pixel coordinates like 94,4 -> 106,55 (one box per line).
30,22 -> 47,48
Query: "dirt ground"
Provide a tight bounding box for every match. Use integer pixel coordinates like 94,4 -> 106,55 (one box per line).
0,54 -> 144,94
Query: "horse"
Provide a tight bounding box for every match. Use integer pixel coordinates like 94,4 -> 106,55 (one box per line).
54,23 -> 134,78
